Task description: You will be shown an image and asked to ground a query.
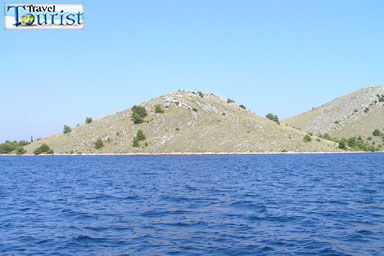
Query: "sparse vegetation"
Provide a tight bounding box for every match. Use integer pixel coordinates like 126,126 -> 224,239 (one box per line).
155,105 -> 164,113
85,117 -> 93,124
303,135 -> 312,143
95,139 -> 104,149
33,144 -> 54,155
63,125 -> 72,134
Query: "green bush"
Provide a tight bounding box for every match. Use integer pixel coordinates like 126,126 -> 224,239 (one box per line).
198,91 -> 204,97
85,117 -> 93,124
63,125 -> 72,134
338,141 -> 346,149
95,139 -> 104,149
192,108 -> 198,112
16,146 -> 26,155
136,129 -> 146,141
132,105 -> 147,118
132,112 -> 144,124
155,105 -> 164,113
265,113 -> 280,124
33,144 -> 54,155
132,137 -> 139,147
373,129 -> 381,136
239,105 -> 246,109
323,133 -> 331,140
227,98 -> 235,103
303,135 -> 312,143
364,107 -> 369,113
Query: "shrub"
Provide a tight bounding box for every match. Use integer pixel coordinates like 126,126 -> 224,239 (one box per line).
198,91 -> 204,97
132,137 -> 139,147
239,105 -> 246,109
265,113 -> 280,124
33,144 -> 54,155
377,94 -> 384,102
16,147 -> 26,155
303,135 -> 312,143
338,141 -> 346,149
227,98 -> 235,103
95,139 -> 104,149
63,125 -> 72,134
364,107 -> 369,113
85,117 -> 93,124
175,127 -> 180,131
155,105 -> 164,113
373,129 -> 381,136
136,129 -> 146,141
132,105 -> 147,118
323,133 -> 331,140
132,112 -> 144,124
192,108 -> 198,112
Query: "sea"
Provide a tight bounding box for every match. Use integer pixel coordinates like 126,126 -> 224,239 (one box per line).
0,154 -> 383,255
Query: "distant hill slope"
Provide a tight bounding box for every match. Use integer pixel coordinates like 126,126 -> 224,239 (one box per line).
24,90 -> 340,154
283,86 -> 384,144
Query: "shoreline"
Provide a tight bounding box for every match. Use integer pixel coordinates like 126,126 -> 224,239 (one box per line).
1,151 -> 381,156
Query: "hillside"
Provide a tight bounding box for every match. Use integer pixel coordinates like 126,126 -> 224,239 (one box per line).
283,86 -> 384,149
23,90 -> 340,154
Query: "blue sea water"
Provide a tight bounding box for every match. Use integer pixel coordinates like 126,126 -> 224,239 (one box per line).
0,154 -> 383,256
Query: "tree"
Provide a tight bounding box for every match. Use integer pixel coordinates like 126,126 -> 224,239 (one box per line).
33,144 -> 54,155
155,105 -> 164,113
85,117 -> 93,124
373,129 -> 381,136
136,129 -> 146,141
95,139 -> 104,149
303,135 -> 312,143
63,125 -> 72,134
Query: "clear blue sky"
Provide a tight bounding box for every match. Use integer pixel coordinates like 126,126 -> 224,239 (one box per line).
1,0 -> 384,143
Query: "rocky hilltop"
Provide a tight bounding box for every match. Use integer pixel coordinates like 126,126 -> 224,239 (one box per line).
24,90 -> 339,154
283,86 -> 384,146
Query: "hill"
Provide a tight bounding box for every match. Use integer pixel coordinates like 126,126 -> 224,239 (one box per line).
23,90 -> 339,154
283,86 -> 384,150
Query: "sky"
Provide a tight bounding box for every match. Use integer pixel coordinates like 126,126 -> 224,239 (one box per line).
1,0 -> 384,143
